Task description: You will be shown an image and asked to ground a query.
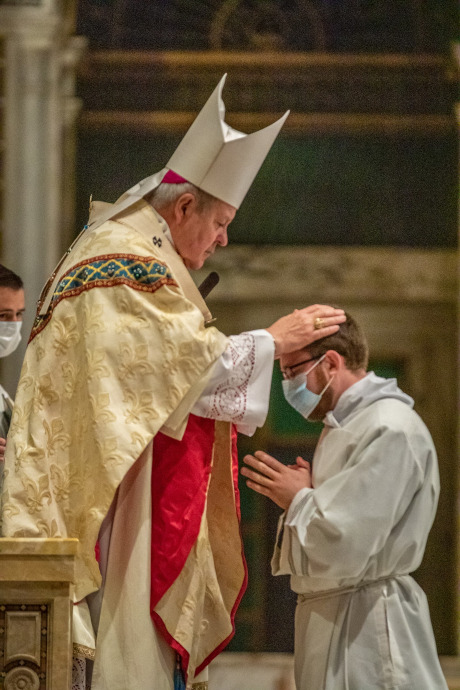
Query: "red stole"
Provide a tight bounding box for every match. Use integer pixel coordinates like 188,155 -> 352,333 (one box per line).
150,414 -> 246,679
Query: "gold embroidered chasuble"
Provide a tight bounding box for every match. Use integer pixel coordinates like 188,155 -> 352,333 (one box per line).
1,201 -> 230,607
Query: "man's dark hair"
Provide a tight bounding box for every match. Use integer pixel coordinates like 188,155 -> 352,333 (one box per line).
305,312 -> 369,371
0,264 -> 23,290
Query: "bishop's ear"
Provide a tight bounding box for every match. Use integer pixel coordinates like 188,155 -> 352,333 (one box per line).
174,193 -> 196,224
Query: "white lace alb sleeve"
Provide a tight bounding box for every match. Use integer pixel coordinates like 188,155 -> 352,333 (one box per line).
191,329 -> 275,436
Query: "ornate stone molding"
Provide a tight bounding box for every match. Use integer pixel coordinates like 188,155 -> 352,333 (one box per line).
194,246 -> 457,305
79,110 -> 455,137
0,605 -> 48,688
77,50 -> 456,136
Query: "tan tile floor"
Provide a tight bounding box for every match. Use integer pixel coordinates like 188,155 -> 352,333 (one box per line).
210,654 -> 460,689
440,657 -> 460,690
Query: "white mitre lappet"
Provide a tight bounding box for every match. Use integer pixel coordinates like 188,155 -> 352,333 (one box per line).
88,74 -> 289,231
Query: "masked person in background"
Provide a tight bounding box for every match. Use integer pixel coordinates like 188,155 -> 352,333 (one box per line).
242,312 -> 447,690
0,264 -> 25,468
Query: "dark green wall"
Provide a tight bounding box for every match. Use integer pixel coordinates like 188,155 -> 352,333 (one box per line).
77,132 -> 457,247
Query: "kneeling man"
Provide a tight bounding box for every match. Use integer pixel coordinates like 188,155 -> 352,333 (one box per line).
242,313 -> 447,690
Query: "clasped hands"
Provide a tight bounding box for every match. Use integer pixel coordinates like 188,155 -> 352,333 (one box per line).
241,451 -> 312,510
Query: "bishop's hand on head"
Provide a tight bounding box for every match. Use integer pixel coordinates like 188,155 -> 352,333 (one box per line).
266,304 -> 346,357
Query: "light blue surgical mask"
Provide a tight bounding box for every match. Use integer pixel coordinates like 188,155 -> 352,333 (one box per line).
282,354 -> 334,421
0,321 -> 22,358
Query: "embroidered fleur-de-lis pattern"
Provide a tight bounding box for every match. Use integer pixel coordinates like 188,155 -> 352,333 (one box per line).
36,518 -> 59,537
61,361 -> 80,399
123,389 -> 158,424
50,463 -> 79,503
86,349 -> 110,380
90,393 -> 117,425
1,214 -> 228,601
16,361 -> 34,394
95,438 -> 125,468
33,373 -> 60,412
77,228 -> 114,255
9,399 -> 32,436
14,443 -> 45,472
52,314 -> 80,355
118,343 -> 155,380
83,302 -> 107,333
1,489 -> 20,521
36,344 -> 46,361
130,431 -> 147,453
115,294 -> 150,333
43,418 -> 72,455
21,474 -> 52,515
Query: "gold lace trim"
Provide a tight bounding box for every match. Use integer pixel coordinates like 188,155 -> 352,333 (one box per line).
73,642 -> 96,661
191,683 -> 208,690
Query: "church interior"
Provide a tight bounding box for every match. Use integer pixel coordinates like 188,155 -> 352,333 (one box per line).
0,0 -> 458,688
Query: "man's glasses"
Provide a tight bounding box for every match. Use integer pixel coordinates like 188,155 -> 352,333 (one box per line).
281,355 -> 322,380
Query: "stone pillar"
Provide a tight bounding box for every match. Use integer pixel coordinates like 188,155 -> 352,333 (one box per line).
0,0 -> 85,393
61,35 -> 87,252
454,40 -> 460,657
0,537 -> 78,690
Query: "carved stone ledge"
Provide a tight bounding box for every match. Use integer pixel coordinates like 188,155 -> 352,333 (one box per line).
79,110 -> 455,137
77,50 -> 455,120
77,49 -> 456,135
0,538 -> 78,690
194,246 -> 457,305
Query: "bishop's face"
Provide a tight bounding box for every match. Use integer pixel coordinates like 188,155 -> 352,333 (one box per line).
173,198 -> 236,270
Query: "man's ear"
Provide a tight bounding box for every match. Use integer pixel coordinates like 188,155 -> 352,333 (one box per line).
324,350 -> 344,375
173,193 -> 196,225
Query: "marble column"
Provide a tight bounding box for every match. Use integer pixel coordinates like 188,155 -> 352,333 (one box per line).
61,35 -> 87,252
0,0 -> 85,393
454,40 -> 460,656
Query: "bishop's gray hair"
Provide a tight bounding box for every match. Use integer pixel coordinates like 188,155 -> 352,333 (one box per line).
146,182 -> 217,212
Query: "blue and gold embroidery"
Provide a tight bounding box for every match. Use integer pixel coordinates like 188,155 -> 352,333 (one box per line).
30,254 -> 177,342
54,255 -> 172,295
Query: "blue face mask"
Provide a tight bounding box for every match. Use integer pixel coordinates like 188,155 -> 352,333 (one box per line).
282,354 -> 334,421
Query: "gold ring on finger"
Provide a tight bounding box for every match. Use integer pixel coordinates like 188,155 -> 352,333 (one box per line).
314,317 -> 325,330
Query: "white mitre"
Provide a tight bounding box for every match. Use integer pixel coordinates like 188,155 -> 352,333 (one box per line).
88,74 -> 289,231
